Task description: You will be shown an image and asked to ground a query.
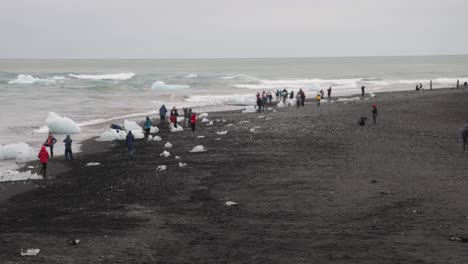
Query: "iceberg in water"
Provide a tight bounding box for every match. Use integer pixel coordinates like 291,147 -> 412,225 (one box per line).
46,112 -> 81,134
8,74 -> 56,85
151,81 -> 189,90
69,72 -> 135,80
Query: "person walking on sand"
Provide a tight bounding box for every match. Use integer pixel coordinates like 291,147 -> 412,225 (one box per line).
372,104 -> 378,124
320,89 -> 325,100
170,107 -> 179,128
63,135 -> 73,161
300,89 -> 306,107
316,93 -> 321,106
461,123 -> 468,152
143,116 -> 152,138
159,105 -> 167,125
38,145 -> 50,178
126,131 -> 135,160
190,112 -> 197,132
361,85 -> 365,97
44,132 -> 57,158
327,87 -> 332,98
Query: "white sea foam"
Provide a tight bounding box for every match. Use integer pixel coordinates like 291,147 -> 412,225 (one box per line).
151,81 -> 189,90
69,72 -> 135,80
46,112 -> 81,134
184,73 -> 198,78
8,74 -> 56,85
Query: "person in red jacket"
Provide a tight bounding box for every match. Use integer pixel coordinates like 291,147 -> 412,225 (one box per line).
190,111 -> 197,132
38,145 -> 50,178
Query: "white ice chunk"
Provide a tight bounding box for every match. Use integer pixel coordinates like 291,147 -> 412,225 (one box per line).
179,162 -> 187,168
160,150 -> 171,157
225,124 -> 234,127
225,201 -> 237,206
96,129 -> 127,141
337,97 -> 360,102
199,113 -> 209,118
0,170 -> 42,182
86,162 -> 100,167
207,121 -> 213,126
258,115 -> 265,119
153,136 -> 162,141
190,145 -> 207,153
150,126 -> 159,133
156,165 -> 167,171
201,118 -> 210,123
164,142 -> 172,148
216,131 -> 228,135
147,135 -> 153,141
34,125 -> 50,133
132,130 -> 145,139
239,121 -> 250,124
0,143 -> 35,161
196,135 -> 205,139
124,120 -> 143,132
20,248 -> 40,256
170,124 -> 183,132
46,112 -> 81,134
175,156 -> 181,160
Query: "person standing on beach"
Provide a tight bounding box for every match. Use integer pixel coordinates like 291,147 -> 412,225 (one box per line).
316,93 -> 321,106
290,90 -> 294,99
143,116 -> 152,138
320,89 -> 325,100
159,105 -> 167,125
361,85 -> 365,97
372,104 -> 378,124
256,94 -> 263,113
44,132 -> 57,158
268,92 -> 273,104
295,92 -> 301,108
170,107 -> 179,128
327,87 -> 332,98
126,131 -> 135,159
190,112 -> 197,132
63,135 -> 73,161
282,88 -> 288,103
299,89 -> 306,107
430,80 -> 433,90
457,79 -> 460,89
187,108 -> 193,125
38,145 -> 50,178
461,123 -> 468,152
183,108 -> 189,127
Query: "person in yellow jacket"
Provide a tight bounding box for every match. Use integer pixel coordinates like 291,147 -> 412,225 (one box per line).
316,93 -> 321,106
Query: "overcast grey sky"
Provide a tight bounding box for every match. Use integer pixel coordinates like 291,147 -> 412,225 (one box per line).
0,0 -> 467,58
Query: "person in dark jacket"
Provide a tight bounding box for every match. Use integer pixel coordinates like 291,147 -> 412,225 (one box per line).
170,107 -> 179,128
126,131 -> 135,159
159,105 -> 168,125
63,135 -> 73,161
299,89 -> 306,107
38,145 -> 50,178
361,85 -> 365,97
462,123 -> 468,152
143,116 -> 152,138
256,96 -> 263,113
372,104 -> 378,124
358,116 -> 367,126
327,87 -> 332,98
190,112 -> 197,132
44,132 -> 57,158
289,90 -> 294,99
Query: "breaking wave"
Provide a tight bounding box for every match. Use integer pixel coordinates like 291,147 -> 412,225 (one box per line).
69,72 -> 135,81
151,81 -> 190,90
8,74 -> 56,85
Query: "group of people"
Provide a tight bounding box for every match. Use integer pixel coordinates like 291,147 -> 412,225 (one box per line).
37,132 -> 74,178
256,91 -> 274,112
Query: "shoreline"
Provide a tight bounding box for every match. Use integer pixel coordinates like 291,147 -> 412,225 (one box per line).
1,87 -> 467,263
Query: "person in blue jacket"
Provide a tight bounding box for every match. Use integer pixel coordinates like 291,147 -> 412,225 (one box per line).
143,116 -> 152,138
159,105 -> 168,125
126,131 -> 135,159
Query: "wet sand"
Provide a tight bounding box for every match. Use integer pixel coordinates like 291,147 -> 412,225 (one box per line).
1,88 -> 468,263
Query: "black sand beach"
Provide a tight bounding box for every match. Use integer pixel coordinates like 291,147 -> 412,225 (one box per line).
1,89 -> 468,263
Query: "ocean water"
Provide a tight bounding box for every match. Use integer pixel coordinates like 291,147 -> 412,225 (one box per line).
1,56 -> 467,170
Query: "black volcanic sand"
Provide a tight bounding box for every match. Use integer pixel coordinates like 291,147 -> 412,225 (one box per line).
1,89 -> 468,264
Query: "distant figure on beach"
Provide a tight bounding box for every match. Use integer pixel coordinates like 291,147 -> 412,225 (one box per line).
159,105 -> 167,125
316,93 -> 321,106
63,135 -> 73,161
110,124 -> 123,131
44,132 -> 57,158
143,116 -> 152,138
262,91 -> 268,107
282,89 -> 288,103
372,104 -> 378,124
462,123 -> 468,152
299,89 -> 305,107
126,131 -> 135,160
295,92 -> 301,107
464,82 -> 467,88
183,108 -> 189,126
187,108 -> 193,126
256,93 -> 263,113
415,84 -> 420,91
327,87 -> 332,98
290,90 -> 294,99
320,89 -> 325,100
170,107 -> 179,128
275,90 -> 280,101
419,83 -> 423,90
358,116 -> 367,126
361,85 -> 365,97
190,112 -> 197,132
268,92 -> 273,104
430,80 -> 433,90
38,145 -> 49,178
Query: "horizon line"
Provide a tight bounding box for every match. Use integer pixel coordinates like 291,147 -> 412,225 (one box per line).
1,54 -> 467,60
